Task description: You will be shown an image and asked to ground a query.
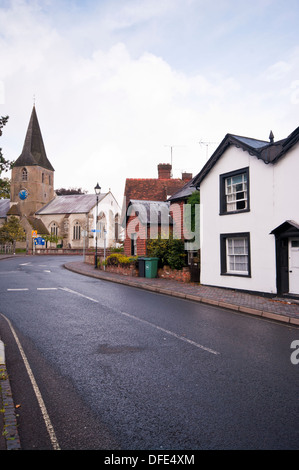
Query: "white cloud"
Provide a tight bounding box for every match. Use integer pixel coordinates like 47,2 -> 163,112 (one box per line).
1,0 -> 299,205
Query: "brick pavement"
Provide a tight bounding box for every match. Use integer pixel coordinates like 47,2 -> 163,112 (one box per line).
65,261 -> 299,326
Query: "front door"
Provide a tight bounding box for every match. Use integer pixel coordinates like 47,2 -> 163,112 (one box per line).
289,238 -> 299,295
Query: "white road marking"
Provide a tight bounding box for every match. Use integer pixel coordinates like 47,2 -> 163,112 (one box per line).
43,270 -> 51,273
5,287 -> 218,354
59,287 -> 99,303
0,313 -> 60,450
19,263 -> 31,266
37,288 -> 58,291
7,288 -> 29,291
120,310 -> 220,355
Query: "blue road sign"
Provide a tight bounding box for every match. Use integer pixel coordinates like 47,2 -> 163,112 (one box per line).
35,237 -> 45,245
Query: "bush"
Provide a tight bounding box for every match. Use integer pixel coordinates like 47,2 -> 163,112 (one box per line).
146,236 -> 186,270
110,246 -> 124,253
103,252 -> 138,267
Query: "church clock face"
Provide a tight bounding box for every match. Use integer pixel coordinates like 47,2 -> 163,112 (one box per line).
19,189 -> 28,200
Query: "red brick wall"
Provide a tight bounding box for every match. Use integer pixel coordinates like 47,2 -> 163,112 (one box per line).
170,201 -> 185,240
124,204 -> 186,257
124,214 -> 147,256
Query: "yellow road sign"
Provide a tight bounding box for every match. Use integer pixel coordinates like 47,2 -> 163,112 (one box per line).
32,230 -> 37,238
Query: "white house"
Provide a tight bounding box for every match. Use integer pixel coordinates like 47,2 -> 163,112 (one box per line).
193,128 -> 299,297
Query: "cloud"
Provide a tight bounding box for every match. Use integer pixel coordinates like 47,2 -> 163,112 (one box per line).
1,0 -> 299,205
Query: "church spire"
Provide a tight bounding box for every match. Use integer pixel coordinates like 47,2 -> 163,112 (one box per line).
14,106 -> 54,171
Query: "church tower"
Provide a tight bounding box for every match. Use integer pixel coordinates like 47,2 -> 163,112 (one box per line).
10,106 -> 55,216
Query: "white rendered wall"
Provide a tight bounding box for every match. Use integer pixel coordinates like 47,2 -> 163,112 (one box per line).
92,192 -> 121,248
200,143 -> 299,294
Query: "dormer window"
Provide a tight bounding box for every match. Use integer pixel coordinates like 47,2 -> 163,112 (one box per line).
22,168 -> 28,181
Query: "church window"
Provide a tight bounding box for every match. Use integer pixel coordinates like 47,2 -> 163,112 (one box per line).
73,222 -> 81,240
51,223 -> 58,237
42,173 -> 44,183
22,168 -> 28,181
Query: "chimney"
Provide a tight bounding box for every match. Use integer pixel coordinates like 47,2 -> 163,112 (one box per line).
182,172 -> 192,182
158,163 -> 172,179
269,130 -> 274,143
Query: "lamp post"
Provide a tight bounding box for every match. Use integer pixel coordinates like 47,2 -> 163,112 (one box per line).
94,183 -> 101,268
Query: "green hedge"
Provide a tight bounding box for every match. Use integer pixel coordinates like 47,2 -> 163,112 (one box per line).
146,236 -> 186,270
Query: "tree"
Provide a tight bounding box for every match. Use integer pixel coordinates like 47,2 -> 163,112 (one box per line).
55,187 -> 87,195
0,116 -> 14,199
0,216 -> 26,253
0,177 -> 11,199
186,190 -> 200,233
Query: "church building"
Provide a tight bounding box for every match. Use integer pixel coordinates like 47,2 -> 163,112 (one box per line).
0,106 -> 121,252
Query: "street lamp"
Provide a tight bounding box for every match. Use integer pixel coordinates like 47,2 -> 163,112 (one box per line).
94,183 -> 101,268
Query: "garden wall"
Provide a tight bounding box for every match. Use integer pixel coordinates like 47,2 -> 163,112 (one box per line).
85,254 -> 191,282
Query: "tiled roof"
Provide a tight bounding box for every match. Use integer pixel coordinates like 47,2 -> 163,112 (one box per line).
27,216 -> 49,235
7,203 -> 21,216
168,177 -> 198,202
127,199 -> 173,225
36,193 -> 107,215
0,199 -> 10,218
124,178 -> 187,205
14,106 -> 54,171
192,128 -> 299,187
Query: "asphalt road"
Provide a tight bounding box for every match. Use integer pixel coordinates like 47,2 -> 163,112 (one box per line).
0,255 -> 298,450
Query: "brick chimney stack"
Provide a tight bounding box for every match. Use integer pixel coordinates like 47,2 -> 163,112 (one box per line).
158,163 -> 172,179
182,172 -> 192,182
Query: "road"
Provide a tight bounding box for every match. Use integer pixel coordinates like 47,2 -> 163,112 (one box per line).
0,255 -> 298,450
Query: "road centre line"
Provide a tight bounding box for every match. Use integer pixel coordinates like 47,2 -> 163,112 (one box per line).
5,286 -> 218,354
37,288 -> 58,290
120,310 -> 220,356
7,288 -> 29,291
0,312 -> 60,450
59,287 -> 99,303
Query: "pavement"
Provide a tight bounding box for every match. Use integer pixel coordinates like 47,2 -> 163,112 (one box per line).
0,254 -> 298,450
64,260 -> 299,326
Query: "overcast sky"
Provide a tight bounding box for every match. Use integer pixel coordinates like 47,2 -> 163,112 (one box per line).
1,0 -> 299,205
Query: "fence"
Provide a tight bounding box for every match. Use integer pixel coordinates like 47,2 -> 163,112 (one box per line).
0,244 -> 12,254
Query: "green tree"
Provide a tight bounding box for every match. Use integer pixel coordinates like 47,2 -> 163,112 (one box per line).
55,187 -> 87,195
0,116 -> 14,199
43,234 -> 59,248
0,216 -> 26,253
0,177 -> 11,199
186,190 -> 200,233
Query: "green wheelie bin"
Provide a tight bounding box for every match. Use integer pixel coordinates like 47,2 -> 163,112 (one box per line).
144,257 -> 159,278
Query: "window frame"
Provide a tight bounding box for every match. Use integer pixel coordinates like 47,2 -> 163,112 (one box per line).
22,168 -> 28,181
73,221 -> 81,240
50,222 -> 58,237
131,233 -> 137,256
219,167 -> 250,215
220,232 -> 251,277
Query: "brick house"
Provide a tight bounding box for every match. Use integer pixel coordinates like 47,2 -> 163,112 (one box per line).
167,175 -> 200,253
123,164 -> 192,256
